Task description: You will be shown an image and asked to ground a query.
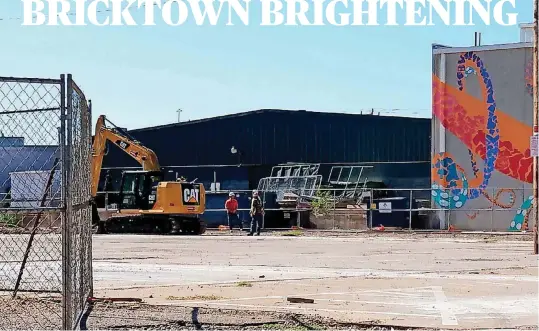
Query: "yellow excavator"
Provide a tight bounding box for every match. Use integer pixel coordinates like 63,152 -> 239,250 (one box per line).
91,115 -> 207,235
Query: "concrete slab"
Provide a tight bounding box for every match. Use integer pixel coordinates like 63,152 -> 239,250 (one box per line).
90,234 -> 538,330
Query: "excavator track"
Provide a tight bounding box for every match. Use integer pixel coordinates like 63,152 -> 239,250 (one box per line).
94,216 -> 206,235
92,203 -> 206,235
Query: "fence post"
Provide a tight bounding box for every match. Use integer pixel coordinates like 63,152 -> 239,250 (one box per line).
60,74 -> 70,331
332,190 -> 337,230
87,98 -> 94,300
262,190 -> 265,229
64,74 -> 74,330
447,206 -> 451,231
490,187 -> 494,232
409,189 -> 413,231
369,188 -> 373,229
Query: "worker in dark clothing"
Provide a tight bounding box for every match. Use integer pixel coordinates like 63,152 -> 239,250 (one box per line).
225,192 -> 242,231
248,190 -> 264,236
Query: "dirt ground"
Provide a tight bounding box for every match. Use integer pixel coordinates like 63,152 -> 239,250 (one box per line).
1,230 -> 538,330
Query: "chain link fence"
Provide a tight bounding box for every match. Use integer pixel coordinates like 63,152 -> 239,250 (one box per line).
0,75 -> 93,330
308,187 -> 536,232
64,76 -> 93,329
96,187 -> 536,232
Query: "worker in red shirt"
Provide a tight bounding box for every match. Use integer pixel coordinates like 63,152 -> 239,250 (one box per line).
225,192 -> 242,232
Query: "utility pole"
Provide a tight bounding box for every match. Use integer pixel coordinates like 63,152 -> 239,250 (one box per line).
534,0 -> 539,255
177,108 -> 183,123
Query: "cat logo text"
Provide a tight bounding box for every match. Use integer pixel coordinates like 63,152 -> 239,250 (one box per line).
183,188 -> 200,204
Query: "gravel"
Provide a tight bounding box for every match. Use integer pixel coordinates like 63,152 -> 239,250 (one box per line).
0,297 -> 474,330
204,228 -> 534,242
0,297 -> 406,330
3,297 -> 538,330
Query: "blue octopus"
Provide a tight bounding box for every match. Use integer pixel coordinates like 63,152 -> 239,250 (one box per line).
431,51 -> 499,207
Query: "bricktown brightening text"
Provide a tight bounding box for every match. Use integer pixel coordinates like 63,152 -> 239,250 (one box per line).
22,0 -> 518,26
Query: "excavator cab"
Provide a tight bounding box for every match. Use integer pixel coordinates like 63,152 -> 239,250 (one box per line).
118,170 -> 163,211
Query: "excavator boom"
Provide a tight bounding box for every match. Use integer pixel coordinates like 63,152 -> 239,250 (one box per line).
91,115 -> 160,197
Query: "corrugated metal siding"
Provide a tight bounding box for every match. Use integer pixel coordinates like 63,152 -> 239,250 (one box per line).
99,162 -> 430,198
98,165 -> 249,192
102,110 -> 430,168
0,146 -> 60,193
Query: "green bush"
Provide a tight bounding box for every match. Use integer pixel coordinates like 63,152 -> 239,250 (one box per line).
0,214 -> 18,227
310,190 -> 333,216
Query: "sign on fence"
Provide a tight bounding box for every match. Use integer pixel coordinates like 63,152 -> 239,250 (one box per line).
379,202 -> 392,213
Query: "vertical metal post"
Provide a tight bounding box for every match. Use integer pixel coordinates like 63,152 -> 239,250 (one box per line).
60,74 -> 69,331
332,189 -> 336,230
336,167 -> 343,200
409,189 -> 413,231
302,176 -> 307,198
88,99 -> 92,143
262,191 -> 265,229
447,206 -> 452,231
534,0 -> 539,254
65,74 -> 74,329
369,188 -> 373,229
87,98 -> 94,298
490,187 -> 494,232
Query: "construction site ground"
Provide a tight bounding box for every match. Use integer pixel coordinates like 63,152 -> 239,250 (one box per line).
1,230 -> 538,330
87,230 -> 538,330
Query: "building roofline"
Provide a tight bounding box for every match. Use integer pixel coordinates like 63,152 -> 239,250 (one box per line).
128,108 -> 429,133
432,41 -> 532,55
129,109 -> 282,132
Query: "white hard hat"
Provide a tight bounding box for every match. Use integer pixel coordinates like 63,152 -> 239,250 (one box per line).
229,192 -> 235,196
252,190 -> 259,196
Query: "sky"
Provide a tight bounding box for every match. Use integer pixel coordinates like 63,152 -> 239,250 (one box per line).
0,0 -> 534,130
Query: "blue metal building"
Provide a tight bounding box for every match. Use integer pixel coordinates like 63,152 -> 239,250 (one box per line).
99,109 -> 431,227
0,137 -> 60,198
102,109 -> 430,167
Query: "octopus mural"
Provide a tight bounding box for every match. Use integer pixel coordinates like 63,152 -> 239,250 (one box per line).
432,51 -> 535,231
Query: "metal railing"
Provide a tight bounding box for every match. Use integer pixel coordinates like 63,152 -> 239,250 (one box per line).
94,186 -> 536,232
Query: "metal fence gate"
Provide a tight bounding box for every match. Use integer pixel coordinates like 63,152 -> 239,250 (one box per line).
0,75 -> 93,330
